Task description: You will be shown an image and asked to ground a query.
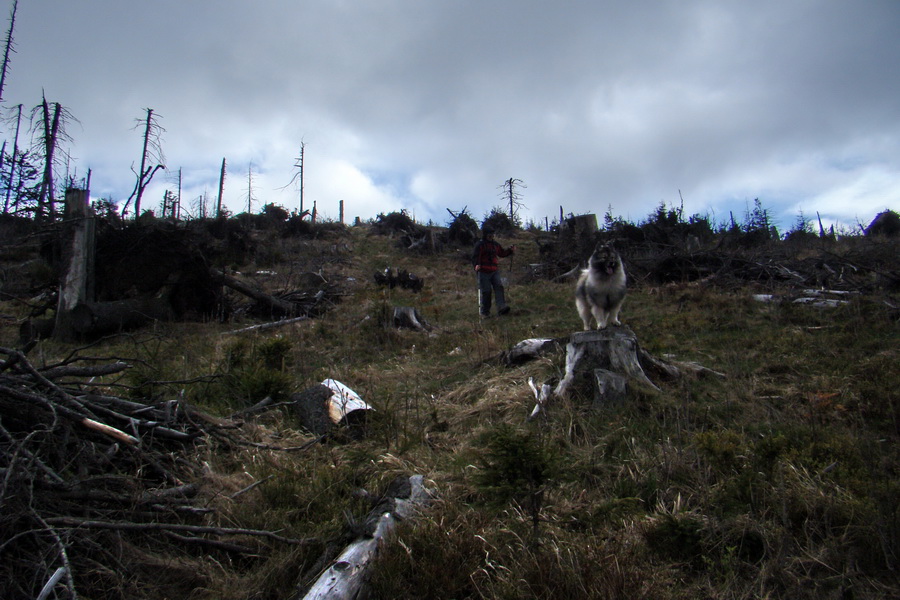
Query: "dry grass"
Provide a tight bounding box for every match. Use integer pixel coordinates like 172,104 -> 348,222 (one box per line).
2,223 -> 898,599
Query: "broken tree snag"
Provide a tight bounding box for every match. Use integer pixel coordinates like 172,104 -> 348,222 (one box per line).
291,379 -> 373,439
561,213 -> 598,238
54,188 -> 95,341
300,474 -> 430,600
392,306 -> 432,331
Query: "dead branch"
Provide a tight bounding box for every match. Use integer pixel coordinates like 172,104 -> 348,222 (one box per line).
44,517 -> 319,545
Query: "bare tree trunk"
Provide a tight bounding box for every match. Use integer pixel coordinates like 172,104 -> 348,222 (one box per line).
134,108 -> 152,216
216,157 -> 225,218
0,0 -> 17,103
54,188 -> 94,341
246,162 -> 254,214
176,167 -> 182,220
37,96 -> 61,224
3,103 -> 22,213
299,142 -> 305,214
0,140 -> 6,206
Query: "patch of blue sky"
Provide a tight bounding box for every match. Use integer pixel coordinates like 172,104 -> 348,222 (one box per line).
363,169 -> 417,201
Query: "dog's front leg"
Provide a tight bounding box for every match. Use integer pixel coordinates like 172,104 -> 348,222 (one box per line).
609,306 -> 622,326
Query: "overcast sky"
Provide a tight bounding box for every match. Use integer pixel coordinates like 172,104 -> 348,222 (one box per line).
2,0 -> 899,231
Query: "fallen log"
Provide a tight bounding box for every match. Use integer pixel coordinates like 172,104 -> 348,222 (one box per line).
292,379 -> 374,439
501,337 -> 562,366
222,315 -> 310,336
19,318 -> 56,345
69,297 -> 175,337
300,474 -> 430,600
211,267 -> 301,316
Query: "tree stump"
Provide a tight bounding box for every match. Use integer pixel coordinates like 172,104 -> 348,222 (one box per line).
556,327 -> 659,400
528,327 -> 725,418
391,306 -> 432,331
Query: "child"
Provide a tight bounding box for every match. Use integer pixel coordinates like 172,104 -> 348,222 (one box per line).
472,225 -> 516,317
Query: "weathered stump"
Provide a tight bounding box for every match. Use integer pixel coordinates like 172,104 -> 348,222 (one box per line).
528,327 -> 724,418
391,306 -> 432,331
555,327 -> 659,402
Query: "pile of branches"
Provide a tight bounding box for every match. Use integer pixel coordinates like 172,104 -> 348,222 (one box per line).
0,346 -> 309,599
627,238 -> 900,292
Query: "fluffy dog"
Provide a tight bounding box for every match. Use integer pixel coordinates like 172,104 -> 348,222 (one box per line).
575,243 -> 627,330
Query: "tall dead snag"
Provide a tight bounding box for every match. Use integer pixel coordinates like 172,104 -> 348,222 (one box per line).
54,188 -> 95,341
0,0 -> 17,103
216,157 -> 226,218
126,108 -> 165,218
36,94 -> 61,223
499,177 -> 526,224
3,103 -> 23,213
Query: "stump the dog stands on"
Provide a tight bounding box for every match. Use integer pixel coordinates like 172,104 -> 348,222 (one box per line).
524,326 -> 725,419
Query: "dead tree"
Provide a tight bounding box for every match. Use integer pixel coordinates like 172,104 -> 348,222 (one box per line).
54,188 -> 95,341
3,103 -> 23,213
0,0 -> 16,103
499,177 -> 526,224
216,157 -> 226,218
211,268 -> 304,317
244,161 -> 256,214
126,108 -> 165,218
33,94 -> 66,223
300,474 -> 430,600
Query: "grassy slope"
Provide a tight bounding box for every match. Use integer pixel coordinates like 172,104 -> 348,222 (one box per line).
2,224 -> 898,599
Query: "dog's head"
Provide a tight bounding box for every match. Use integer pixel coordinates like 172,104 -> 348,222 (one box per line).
588,243 -> 621,276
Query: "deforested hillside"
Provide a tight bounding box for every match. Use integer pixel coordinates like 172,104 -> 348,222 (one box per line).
1,208 -> 898,600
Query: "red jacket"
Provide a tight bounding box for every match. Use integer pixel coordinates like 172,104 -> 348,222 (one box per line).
472,239 -> 513,273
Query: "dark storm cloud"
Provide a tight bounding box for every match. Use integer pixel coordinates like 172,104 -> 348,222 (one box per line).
2,0 -> 898,228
